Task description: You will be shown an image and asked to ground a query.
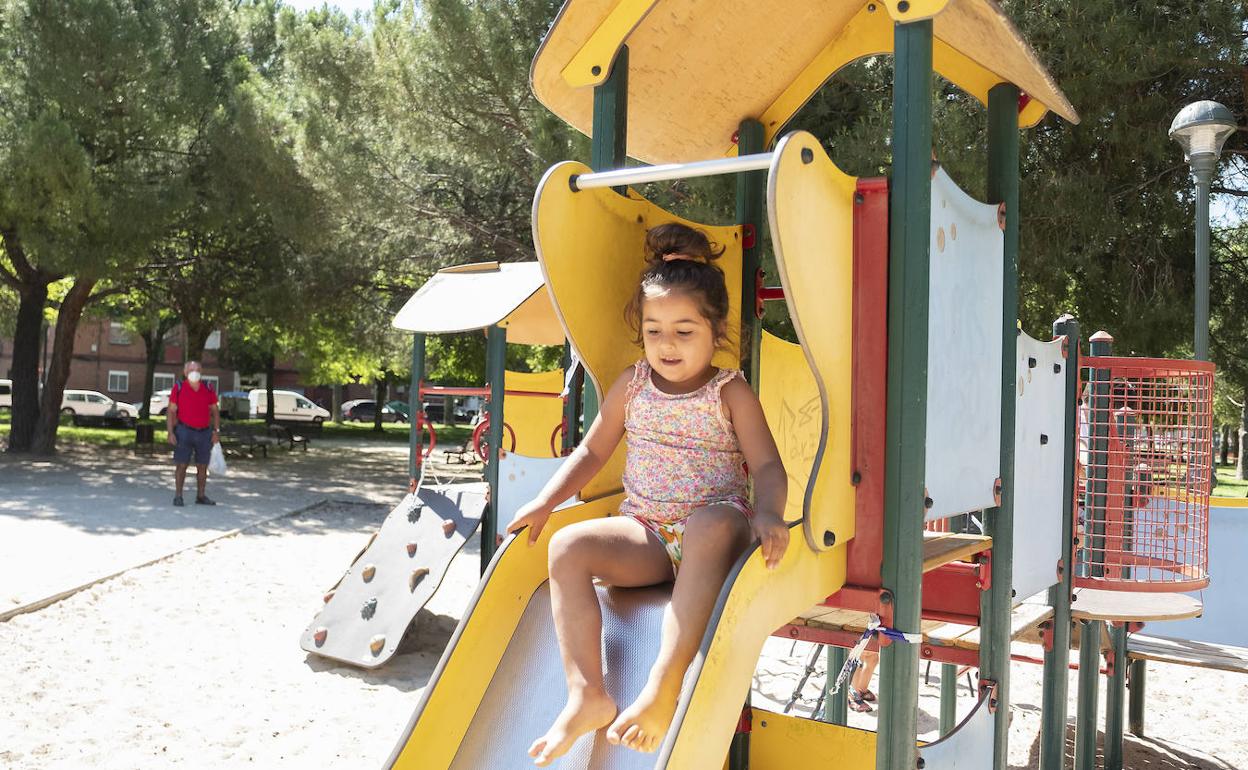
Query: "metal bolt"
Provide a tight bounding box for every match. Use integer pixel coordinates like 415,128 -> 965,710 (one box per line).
801,147 -> 814,164
1054,363 -> 1062,374
591,65 -> 602,76
851,471 -> 862,484
1040,434 -> 1049,445
880,591 -> 893,605
823,530 -> 836,547
760,720 -> 768,728
924,496 -> 933,509
898,0 -> 910,11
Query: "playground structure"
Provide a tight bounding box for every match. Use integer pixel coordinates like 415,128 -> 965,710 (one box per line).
301,261 -> 575,667
376,2 -> 1220,769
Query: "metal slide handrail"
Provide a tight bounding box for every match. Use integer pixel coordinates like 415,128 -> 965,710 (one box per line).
570,151 -> 776,190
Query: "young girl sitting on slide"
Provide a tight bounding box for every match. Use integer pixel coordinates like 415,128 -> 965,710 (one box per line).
507,223 -> 790,766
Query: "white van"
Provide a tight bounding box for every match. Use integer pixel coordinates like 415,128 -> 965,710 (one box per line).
0,379 -> 11,412
248,389 -> 330,424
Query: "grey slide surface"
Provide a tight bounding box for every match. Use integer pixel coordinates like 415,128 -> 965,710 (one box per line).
451,582 -> 677,770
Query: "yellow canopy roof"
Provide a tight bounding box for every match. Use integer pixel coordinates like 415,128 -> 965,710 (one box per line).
392,262 -> 566,346
532,0 -> 1078,165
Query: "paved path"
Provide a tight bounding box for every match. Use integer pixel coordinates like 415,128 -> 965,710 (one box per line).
0,438 -> 417,616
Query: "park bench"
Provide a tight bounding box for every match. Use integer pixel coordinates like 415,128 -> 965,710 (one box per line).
219,423 -> 275,457
266,423 -> 309,452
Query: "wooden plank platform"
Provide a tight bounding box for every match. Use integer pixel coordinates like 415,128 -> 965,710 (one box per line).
1070,587 -> 1203,623
1126,634 -> 1248,675
921,531 -> 992,573
791,601 -> 1053,653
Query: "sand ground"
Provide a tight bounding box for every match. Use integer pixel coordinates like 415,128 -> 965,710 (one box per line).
1,451 -> 1244,769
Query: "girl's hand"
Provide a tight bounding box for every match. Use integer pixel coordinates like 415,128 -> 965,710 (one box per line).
750,512 -> 789,570
507,499 -> 553,545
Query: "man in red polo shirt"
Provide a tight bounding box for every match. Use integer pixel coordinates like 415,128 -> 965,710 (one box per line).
167,360 -> 221,507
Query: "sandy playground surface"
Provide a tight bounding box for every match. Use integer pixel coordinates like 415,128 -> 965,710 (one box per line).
1,493 -> 1245,768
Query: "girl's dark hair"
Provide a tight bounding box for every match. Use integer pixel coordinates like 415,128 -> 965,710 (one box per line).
625,223 -> 731,346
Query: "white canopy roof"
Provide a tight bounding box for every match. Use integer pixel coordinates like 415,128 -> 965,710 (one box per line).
392,262 -> 565,346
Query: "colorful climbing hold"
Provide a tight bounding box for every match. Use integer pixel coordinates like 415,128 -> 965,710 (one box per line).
369,635 -> 386,655
323,590 -> 335,604
313,627 -> 328,646
362,564 -> 376,582
406,542 -> 418,557
409,568 -> 430,592
361,597 -> 378,620
442,520 -> 456,537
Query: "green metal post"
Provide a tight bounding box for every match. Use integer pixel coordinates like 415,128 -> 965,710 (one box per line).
940,663 -> 958,735
1104,623 -> 1128,770
581,45 -> 629,431
560,344 -> 581,452
482,325 -> 507,574
980,82 -> 1021,770
1074,620 -> 1102,770
1085,332 -> 1114,579
1127,659 -> 1146,737
735,118 -> 765,388
407,332 -> 426,483
878,19 -> 932,770
822,645 -> 849,726
1040,315 -> 1080,770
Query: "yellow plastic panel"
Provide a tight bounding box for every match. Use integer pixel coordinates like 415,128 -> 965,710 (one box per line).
767,131 -> 857,553
749,711 -> 877,768
499,284 -> 566,345
503,369 -> 565,458
662,536 -> 847,766
531,0 -> 1076,165
387,494 -> 621,770
532,160 -> 742,499
560,0 -> 659,87
759,332 -> 821,523
881,0 -> 951,21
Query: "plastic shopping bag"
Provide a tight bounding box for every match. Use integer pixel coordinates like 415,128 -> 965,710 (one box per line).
208,442 -> 228,476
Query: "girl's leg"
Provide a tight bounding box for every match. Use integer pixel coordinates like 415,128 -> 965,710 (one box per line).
608,505 -> 752,752
530,516 -> 673,766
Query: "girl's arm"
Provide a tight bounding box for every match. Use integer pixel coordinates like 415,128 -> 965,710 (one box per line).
721,377 -> 789,569
506,365 -> 634,543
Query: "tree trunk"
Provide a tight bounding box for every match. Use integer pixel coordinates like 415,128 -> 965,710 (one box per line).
183,323 -> 212,364
1239,392 -> 1248,481
264,350 -> 276,425
332,384 -> 344,424
373,376 -> 385,433
138,328 -> 163,421
1220,424 -> 1231,467
31,278 -> 97,454
6,279 -> 49,452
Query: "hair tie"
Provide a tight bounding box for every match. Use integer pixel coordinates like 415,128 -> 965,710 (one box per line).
662,252 -> 702,263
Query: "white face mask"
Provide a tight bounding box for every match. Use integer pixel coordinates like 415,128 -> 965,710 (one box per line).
186,371 -> 202,384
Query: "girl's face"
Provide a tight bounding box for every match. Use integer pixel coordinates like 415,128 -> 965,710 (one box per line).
640,290 -> 717,385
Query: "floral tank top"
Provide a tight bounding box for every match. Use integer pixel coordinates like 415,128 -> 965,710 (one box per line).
618,361 -> 749,524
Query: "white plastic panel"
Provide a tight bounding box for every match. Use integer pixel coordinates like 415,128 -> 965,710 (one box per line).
925,169 -> 1004,520
919,690 -> 996,770
1012,332 -> 1069,602
495,452 -> 578,540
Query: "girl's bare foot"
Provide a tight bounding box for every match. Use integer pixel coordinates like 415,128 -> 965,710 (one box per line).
606,679 -> 680,753
528,689 -> 617,766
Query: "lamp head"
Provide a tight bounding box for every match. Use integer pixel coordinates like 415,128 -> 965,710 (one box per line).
1169,100 -> 1236,164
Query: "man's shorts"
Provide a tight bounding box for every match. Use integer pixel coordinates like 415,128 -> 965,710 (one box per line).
173,424 -> 213,465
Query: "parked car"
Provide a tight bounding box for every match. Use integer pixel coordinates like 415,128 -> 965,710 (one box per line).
342,399 -> 403,423
61,389 -> 139,427
134,388 -> 173,416
0,378 -> 10,412
248,389 -> 330,424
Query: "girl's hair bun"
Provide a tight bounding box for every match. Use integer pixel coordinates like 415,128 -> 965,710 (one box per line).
644,223 -> 724,266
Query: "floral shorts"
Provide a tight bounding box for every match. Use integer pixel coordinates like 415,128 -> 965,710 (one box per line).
629,495 -> 754,573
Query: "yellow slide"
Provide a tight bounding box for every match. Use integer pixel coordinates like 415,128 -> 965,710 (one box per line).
386,133 -> 857,769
